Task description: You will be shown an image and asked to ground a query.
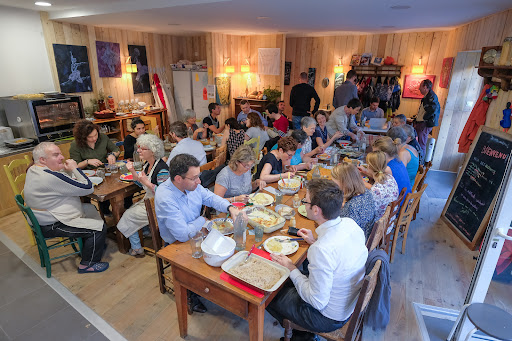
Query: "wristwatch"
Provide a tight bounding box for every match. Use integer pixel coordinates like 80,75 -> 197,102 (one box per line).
227,205 -> 235,212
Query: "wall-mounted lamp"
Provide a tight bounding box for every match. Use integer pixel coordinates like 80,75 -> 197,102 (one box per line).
334,58 -> 344,73
412,57 -> 425,74
224,57 -> 235,73
241,57 -> 250,73
126,57 -> 137,73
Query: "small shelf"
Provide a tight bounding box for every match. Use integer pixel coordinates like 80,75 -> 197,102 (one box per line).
351,65 -> 403,77
477,46 -> 512,91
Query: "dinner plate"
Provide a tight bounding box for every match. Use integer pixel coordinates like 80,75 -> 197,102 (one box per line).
263,236 -> 299,255
297,205 -> 309,219
83,169 -> 96,176
89,176 -> 103,186
207,218 -> 234,235
317,153 -> 330,160
249,193 -> 274,206
204,145 -> 215,151
119,172 -> 140,181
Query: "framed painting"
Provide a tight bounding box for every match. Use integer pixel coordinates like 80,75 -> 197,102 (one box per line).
215,76 -> 231,105
334,73 -> 345,90
403,74 -> 436,99
284,61 -> 292,85
440,57 -> 454,88
96,41 -> 121,78
128,45 -> 150,94
308,68 -> 316,87
52,44 -> 92,93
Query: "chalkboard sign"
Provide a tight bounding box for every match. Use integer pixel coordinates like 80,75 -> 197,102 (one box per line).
442,126 -> 512,250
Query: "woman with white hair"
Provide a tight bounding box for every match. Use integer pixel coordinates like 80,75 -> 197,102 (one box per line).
183,109 -> 206,140
117,134 -> 169,257
300,116 -> 324,158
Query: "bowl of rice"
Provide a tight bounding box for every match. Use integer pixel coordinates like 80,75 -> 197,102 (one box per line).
278,178 -> 301,194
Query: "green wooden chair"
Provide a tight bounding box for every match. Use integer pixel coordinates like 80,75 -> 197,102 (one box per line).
14,194 -> 83,278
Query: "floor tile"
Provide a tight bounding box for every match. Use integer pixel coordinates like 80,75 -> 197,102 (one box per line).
0,284 -> 68,338
0,327 -> 9,341
85,331 -> 110,341
0,242 -> 9,256
12,306 -> 101,341
0,251 -> 45,308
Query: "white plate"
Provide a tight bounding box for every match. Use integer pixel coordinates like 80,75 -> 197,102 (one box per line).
89,176 -> 103,186
207,218 -> 234,235
204,145 -> 215,151
263,236 -> 299,255
83,170 -> 95,176
249,193 -> 274,206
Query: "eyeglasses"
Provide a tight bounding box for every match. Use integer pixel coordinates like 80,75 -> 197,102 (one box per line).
285,152 -> 295,158
183,175 -> 200,181
238,161 -> 254,169
137,146 -> 150,151
301,199 -> 311,206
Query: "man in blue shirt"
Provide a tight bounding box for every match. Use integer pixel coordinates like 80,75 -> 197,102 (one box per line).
333,69 -> 358,108
155,153 -> 239,313
360,96 -> 384,124
237,99 -> 268,127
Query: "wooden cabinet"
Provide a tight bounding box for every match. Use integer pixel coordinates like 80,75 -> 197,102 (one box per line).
234,97 -> 270,116
477,46 -> 512,91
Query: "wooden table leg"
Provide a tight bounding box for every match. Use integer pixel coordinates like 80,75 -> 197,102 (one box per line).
248,303 -> 265,341
110,196 -> 130,253
174,280 -> 188,338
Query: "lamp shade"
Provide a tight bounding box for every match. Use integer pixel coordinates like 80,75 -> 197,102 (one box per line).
241,65 -> 250,73
126,64 -> 138,73
334,65 -> 344,73
225,65 -> 235,73
412,64 -> 424,74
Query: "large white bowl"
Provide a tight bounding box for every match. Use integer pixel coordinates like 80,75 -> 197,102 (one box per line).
201,230 -> 236,267
278,178 -> 301,195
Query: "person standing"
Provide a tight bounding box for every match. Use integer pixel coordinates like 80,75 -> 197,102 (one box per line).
414,79 -> 440,156
333,69 -> 358,109
289,72 -> 320,130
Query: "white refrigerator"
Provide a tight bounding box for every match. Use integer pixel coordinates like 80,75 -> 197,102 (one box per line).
172,70 -> 209,121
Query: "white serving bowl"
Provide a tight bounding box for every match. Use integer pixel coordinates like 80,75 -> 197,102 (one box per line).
201,229 -> 236,267
278,178 -> 301,195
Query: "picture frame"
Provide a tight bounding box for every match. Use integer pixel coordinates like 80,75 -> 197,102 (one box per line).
371,57 -> 384,66
360,53 -> 372,66
350,55 -> 361,66
403,74 -> 436,99
440,57 -> 454,88
308,67 -> 316,87
284,61 -> 292,85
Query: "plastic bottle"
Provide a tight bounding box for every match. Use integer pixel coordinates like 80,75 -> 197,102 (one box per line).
312,165 -> 321,179
233,212 -> 248,251
289,216 -> 296,228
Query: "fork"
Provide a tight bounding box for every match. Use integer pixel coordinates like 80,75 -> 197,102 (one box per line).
277,238 -> 304,243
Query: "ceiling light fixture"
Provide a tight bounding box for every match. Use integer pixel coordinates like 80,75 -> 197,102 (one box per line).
390,5 -> 411,9
412,57 -> 425,74
35,1 -> 52,6
257,16 -> 270,20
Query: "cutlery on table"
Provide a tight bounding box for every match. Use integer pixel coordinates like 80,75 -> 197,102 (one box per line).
244,244 -> 256,262
277,238 -> 304,243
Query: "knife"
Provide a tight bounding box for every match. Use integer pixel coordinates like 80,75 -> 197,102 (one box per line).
244,244 -> 256,263
277,238 -> 304,243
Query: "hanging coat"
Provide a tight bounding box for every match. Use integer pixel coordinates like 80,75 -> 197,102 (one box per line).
457,84 -> 491,153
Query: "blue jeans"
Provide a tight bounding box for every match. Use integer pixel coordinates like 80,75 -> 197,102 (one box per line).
292,115 -> 304,130
128,232 -> 141,250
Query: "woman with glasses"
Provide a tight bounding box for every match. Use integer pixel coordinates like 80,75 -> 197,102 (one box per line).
332,161 -> 377,241
255,136 -> 298,183
117,134 -> 169,257
214,145 -> 266,203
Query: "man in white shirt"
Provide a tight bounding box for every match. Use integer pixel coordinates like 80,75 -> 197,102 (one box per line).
326,98 -> 363,141
167,121 -> 207,166
267,179 -> 368,340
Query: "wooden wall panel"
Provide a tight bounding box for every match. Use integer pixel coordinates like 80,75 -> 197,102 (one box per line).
40,12 -> 206,116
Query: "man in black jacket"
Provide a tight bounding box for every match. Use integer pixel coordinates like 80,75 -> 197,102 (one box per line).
414,79 -> 440,156
290,72 -> 320,130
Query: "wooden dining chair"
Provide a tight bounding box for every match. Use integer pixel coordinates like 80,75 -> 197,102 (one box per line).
382,187 -> 406,253
244,136 -> 260,159
413,161 -> 431,220
200,159 -> 217,172
389,183 -> 428,263
283,260 -> 382,341
145,197 -> 174,295
4,155 -> 36,245
366,206 -> 390,252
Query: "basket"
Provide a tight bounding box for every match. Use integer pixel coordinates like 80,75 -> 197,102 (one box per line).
93,112 -> 116,119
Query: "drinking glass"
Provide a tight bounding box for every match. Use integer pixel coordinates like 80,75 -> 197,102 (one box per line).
189,231 -> 204,258
110,164 -> 119,174
254,225 -> 264,243
104,164 -> 112,176
96,168 -> 105,179
275,190 -> 283,205
293,195 -> 301,208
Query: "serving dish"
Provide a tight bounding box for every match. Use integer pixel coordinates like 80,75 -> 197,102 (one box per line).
244,206 -> 285,233
222,251 -> 290,292
278,178 -> 301,195
207,218 -> 234,235
201,229 -> 235,267
275,204 -> 295,219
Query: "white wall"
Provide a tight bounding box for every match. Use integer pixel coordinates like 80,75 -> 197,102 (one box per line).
0,6 -> 55,97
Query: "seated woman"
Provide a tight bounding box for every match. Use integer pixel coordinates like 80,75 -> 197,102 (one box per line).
245,112 -> 269,151
364,151 -> 399,219
123,118 -> 146,160
117,134 -> 169,257
312,111 -> 342,150
372,136 -> 412,198
387,126 -> 419,186
221,118 -> 246,160
214,145 -> 266,203
300,116 -> 325,158
332,161 -> 377,240
184,109 -> 206,140
255,136 -> 298,183
70,119 -> 119,169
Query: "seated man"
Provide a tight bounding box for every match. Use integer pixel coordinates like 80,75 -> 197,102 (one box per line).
155,153 -> 239,312
266,103 -> 289,136
360,96 -> 384,125
24,142 -> 109,273
203,102 -> 225,138
267,179 -> 368,340
168,121 -> 207,166
237,99 -> 268,127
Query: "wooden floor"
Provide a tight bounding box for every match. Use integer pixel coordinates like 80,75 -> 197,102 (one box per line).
2,180 -> 511,341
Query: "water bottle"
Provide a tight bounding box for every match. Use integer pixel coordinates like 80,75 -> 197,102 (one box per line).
233,212 -> 248,251
312,165 -> 321,179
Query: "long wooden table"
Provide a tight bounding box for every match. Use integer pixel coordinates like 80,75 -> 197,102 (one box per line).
157,185 -> 316,341
87,172 -> 141,253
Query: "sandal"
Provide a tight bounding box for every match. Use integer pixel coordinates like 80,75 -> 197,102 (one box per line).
128,248 -> 145,258
77,262 -> 109,274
